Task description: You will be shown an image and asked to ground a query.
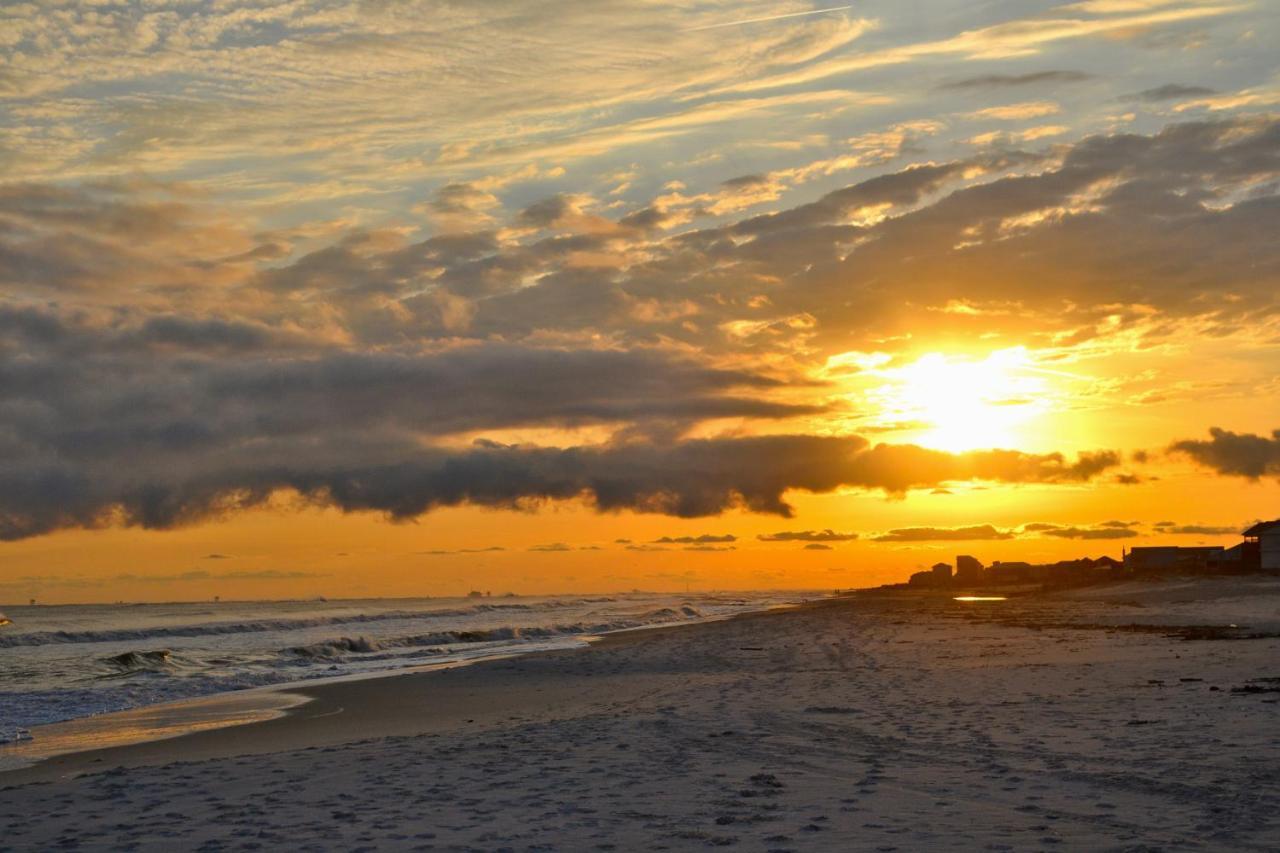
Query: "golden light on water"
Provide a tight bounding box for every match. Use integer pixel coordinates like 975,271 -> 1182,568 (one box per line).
953,596 -> 1008,602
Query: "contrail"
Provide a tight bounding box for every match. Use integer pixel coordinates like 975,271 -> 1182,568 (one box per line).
684,4 -> 854,32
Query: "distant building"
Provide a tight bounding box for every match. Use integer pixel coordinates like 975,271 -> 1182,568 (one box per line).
987,561 -> 1047,584
1125,546 -> 1226,572
907,563 -> 954,588
954,555 -> 984,586
1243,520 -> 1280,571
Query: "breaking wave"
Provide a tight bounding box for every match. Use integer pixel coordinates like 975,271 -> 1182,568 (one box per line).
284,606 -> 706,660
100,649 -> 179,673
0,598 -> 621,648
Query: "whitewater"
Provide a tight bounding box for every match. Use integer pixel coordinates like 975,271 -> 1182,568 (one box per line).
0,592 -> 805,744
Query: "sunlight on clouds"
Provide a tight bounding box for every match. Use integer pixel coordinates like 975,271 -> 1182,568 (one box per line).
860,349 -> 1055,453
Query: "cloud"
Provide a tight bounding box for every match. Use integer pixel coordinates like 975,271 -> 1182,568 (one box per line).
965,101 -> 1061,121
683,545 -> 736,552
1154,523 -> 1239,535
418,546 -> 506,555
114,569 -> 326,583
1170,427 -> 1280,480
1041,526 -> 1139,540
872,524 -> 1015,542
758,529 -> 858,542
1024,521 -> 1142,539
652,534 -> 737,544
802,543 -> 833,550
5,116 -> 1276,544
708,2 -> 1240,97
938,71 -> 1095,90
1125,83 -> 1217,102
0,430 -> 1120,540
529,542 -> 572,552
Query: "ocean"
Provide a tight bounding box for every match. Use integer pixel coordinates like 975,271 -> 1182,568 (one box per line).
0,592 -> 806,744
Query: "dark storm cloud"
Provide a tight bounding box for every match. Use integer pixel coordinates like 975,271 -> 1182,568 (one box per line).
0,433 -> 1120,540
936,71 -> 1095,90
871,524 -> 1015,542
1170,427 -> 1280,479
757,529 -> 858,542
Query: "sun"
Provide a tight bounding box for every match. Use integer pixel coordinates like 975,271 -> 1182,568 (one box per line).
867,348 -> 1052,452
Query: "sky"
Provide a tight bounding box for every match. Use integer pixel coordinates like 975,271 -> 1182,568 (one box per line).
2,0 -> 1279,602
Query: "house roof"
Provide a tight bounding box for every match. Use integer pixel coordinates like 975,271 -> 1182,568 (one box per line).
1242,519 -> 1280,537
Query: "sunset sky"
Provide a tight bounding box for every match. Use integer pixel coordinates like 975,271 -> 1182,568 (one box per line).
2,0 -> 1278,602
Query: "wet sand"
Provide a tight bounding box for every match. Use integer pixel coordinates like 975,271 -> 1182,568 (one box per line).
2,578 -> 1279,850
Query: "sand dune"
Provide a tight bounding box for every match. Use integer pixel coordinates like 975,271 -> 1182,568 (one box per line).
2,579 -> 1279,850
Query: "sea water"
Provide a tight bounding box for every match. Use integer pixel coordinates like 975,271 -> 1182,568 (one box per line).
0,592 -> 805,744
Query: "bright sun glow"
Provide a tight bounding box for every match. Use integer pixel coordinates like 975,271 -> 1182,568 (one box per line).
868,348 -> 1052,452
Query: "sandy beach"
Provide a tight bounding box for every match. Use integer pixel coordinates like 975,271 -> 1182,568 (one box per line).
2,578 -> 1279,851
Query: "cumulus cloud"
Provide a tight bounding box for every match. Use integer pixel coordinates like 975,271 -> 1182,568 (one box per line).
1041,526 -> 1139,540
872,524 -> 1016,542
528,542 -> 573,552
1152,522 -> 1239,535
758,529 -> 859,542
1170,427 -> 1280,479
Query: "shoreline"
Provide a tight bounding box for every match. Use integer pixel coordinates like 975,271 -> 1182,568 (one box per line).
2,576 -> 1277,849
0,599 -> 818,783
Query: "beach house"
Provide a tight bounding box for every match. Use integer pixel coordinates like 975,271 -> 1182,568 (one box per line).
1242,520 -> 1280,571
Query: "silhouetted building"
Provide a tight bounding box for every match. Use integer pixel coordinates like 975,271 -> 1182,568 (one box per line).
954,555 -> 984,586
905,563 -> 954,588
1125,545 -> 1232,572
1243,520 -> 1280,571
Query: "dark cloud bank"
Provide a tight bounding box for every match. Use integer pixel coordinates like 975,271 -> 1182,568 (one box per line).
0,430 -> 1121,540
